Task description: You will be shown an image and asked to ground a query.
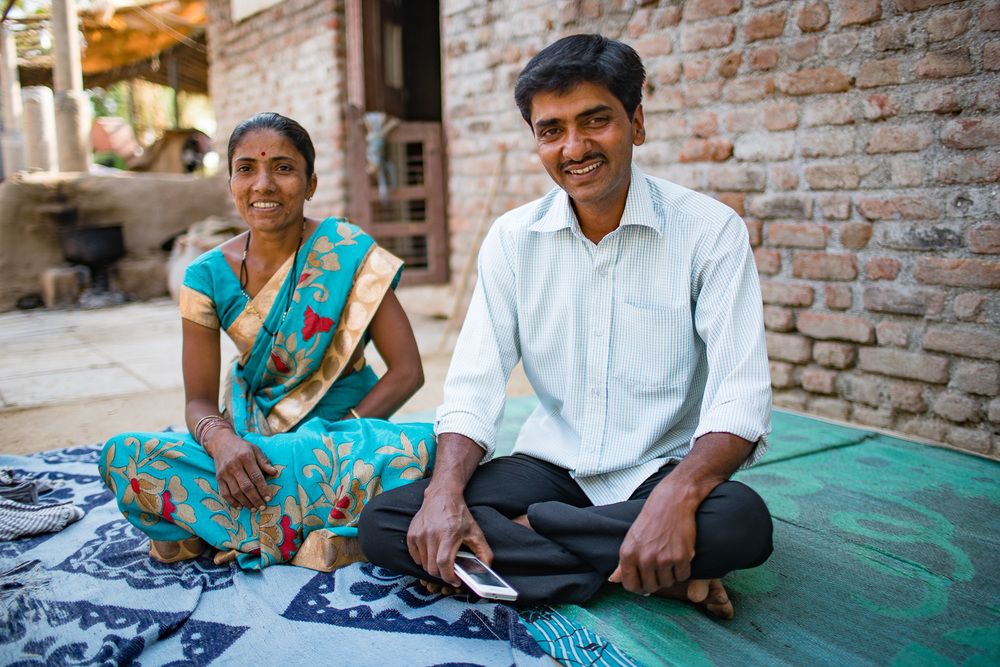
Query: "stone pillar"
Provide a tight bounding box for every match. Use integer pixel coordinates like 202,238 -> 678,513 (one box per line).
22,86 -> 58,171
50,0 -> 90,172
0,23 -> 26,177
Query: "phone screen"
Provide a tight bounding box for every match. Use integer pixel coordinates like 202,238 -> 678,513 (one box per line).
454,554 -> 506,587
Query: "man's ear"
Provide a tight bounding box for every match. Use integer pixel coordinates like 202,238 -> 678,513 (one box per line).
632,104 -> 646,147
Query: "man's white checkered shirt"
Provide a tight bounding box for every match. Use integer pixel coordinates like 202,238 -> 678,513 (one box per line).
436,164 -> 772,505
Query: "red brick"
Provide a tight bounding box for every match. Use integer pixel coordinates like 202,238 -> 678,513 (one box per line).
915,257 -> 1000,289
797,311 -> 873,342
863,286 -> 945,316
945,427 -> 993,454
581,0 -> 602,19
768,222 -> 830,248
933,392 -> 981,423
681,22 -> 737,52
877,321 -> 910,347
655,6 -> 683,28
985,4 -> 1000,31
691,112 -> 719,137
857,60 -> 900,88
969,225 -> 1000,254
678,138 -> 733,162
787,36 -> 819,61
749,194 -> 813,219
809,398 -> 851,421
726,108 -> 760,131
763,305 -> 796,331
814,341 -> 857,369
797,3 -> 830,32
745,219 -> 761,245
634,35 -> 675,59
683,0 -> 743,21
802,98 -> 855,126
839,222 -> 873,250
801,131 -> 854,157
793,252 -> 858,281
724,75 -> 776,102
652,60 -> 683,85
760,280 -> 815,306
842,375 -> 885,405
801,367 -> 838,393
819,195 -> 851,220
778,68 -> 851,95
762,103 -> 799,130
858,348 -> 949,383
749,47 -> 779,70
954,294 -> 986,322
735,132 -> 796,161
926,8 -> 972,41
894,0 -> 962,12
866,126 -> 934,154
746,10 -> 787,41
823,32 -> 860,58
942,118 -> 1000,149
986,42 -> 1000,71
923,327 -> 1000,361
935,155 -> 1000,184
914,48 -> 973,78
890,383 -> 928,413
683,81 -> 725,106
879,224 -> 963,251
865,257 -> 901,280
863,94 -> 901,120
876,24 -> 911,51
900,418 -> 948,443
707,165 -> 767,191
841,0 -> 882,25
805,165 -> 861,190
770,164 -> 799,189
627,9 -> 655,38
720,193 -> 747,216
825,284 -> 853,309
718,52 -> 742,77
770,360 -> 796,388
891,158 -> 925,187
857,196 -> 940,220
914,86 -> 962,113
685,58 -> 712,80
767,332 -> 814,362
755,248 -> 782,274
952,360 -> 1000,396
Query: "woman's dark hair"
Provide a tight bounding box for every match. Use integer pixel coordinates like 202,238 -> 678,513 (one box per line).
227,112 -> 316,180
514,34 -> 646,125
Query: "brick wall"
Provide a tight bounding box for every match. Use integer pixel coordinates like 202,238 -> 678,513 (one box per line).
442,0 -> 1000,458
206,0 -> 349,218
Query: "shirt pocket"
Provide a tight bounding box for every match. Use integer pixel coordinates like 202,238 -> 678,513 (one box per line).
612,300 -> 692,388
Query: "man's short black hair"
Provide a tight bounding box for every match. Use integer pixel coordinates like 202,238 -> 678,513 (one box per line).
514,34 -> 646,125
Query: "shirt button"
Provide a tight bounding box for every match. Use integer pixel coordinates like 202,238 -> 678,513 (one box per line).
592,387 -> 600,396
595,329 -> 603,337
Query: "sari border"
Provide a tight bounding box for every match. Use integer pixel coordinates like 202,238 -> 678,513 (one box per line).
179,285 -> 220,330
226,251 -> 297,366
265,245 -> 403,432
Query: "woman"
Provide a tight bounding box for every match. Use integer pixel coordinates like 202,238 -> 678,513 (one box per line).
99,112 -> 435,572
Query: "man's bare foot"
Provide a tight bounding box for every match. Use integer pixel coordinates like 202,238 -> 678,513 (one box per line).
654,578 -> 734,620
418,579 -> 463,596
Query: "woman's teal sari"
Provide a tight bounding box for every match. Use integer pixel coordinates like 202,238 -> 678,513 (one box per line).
99,218 -> 435,570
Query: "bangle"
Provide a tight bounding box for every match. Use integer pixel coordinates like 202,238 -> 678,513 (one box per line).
195,415 -> 231,444
193,414 -> 223,441
349,408 -> 361,419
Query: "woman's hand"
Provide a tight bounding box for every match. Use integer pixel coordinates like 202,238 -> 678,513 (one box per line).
203,428 -> 277,511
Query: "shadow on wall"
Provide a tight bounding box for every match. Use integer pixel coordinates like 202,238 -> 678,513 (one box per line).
0,170 -> 236,312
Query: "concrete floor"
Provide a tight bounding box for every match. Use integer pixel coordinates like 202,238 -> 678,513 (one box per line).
0,286 -> 533,455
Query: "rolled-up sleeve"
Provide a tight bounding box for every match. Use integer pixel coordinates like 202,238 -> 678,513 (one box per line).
691,211 -> 772,468
435,225 -> 522,460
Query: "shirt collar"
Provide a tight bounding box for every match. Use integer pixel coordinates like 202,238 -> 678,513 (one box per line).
528,163 -> 663,237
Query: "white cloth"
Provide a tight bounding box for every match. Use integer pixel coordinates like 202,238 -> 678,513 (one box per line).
436,164 -> 772,505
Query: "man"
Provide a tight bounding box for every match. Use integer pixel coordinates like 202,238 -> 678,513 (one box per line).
359,34 -> 773,619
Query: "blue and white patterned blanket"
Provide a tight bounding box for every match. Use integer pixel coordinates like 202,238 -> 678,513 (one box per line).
0,445 -> 555,666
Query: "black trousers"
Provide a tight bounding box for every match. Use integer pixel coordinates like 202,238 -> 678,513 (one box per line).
358,454 -> 773,605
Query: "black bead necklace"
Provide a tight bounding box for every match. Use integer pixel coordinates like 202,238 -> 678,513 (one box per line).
239,219 -> 304,337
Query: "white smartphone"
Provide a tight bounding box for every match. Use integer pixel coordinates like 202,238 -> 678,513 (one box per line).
453,551 -> 518,601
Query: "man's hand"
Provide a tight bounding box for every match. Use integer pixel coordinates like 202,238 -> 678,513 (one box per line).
609,484 -> 698,594
406,488 -> 493,588
205,431 -> 277,511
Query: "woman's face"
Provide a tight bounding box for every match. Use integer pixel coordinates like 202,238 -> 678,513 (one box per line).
228,128 -> 318,234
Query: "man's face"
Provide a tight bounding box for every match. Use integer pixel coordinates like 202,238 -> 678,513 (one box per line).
530,81 -> 645,217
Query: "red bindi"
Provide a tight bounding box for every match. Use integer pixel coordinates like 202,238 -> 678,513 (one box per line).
261,152 -> 266,156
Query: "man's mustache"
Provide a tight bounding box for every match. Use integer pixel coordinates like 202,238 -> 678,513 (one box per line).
560,153 -> 607,172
